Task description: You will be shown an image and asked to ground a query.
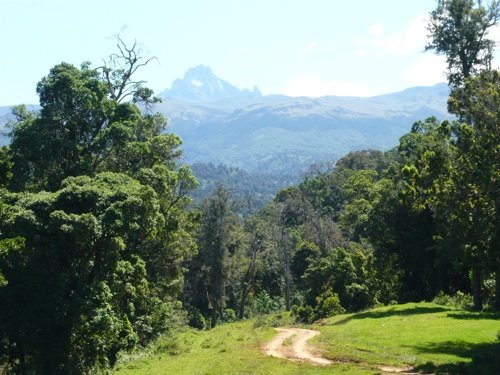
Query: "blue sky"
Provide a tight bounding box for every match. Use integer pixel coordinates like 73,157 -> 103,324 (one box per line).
2,0 -> 498,105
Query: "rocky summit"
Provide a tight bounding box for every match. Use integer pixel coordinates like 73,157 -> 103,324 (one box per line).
159,65 -> 261,102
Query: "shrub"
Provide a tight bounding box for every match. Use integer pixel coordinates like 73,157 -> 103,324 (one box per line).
252,291 -> 282,315
187,309 -> 206,330
291,305 -> 315,324
433,291 -> 473,310
222,308 -> 237,323
315,290 -> 345,319
252,312 -> 294,328
292,290 -> 345,324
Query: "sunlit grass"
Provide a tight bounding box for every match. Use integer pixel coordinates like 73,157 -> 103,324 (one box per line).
114,303 -> 500,375
314,302 -> 500,374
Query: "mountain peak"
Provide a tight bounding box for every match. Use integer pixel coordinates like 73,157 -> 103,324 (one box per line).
184,65 -> 214,79
160,66 -> 262,102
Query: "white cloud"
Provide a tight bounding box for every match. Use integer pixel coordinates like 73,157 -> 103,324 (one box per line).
355,48 -> 367,57
368,22 -> 384,37
302,42 -> 317,55
489,25 -> 500,43
403,54 -> 447,86
283,74 -> 377,97
356,15 -> 428,56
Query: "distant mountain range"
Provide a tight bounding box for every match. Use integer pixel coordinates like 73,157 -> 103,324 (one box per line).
159,65 -> 261,101
0,66 -> 451,174
154,66 -> 450,173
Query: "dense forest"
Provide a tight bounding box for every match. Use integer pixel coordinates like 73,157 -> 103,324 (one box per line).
189,162 -> 299,216
0,0 -> 499,374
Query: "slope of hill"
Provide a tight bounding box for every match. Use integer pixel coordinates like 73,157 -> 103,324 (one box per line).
0,67 -> 451,174
114,302 -> 500,374
156,80 -> 450,173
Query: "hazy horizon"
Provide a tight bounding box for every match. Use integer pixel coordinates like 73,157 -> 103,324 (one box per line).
2,0 -> 500,106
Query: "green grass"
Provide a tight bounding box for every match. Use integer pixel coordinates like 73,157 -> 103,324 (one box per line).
313,302 -> 500,374
114,303 -> 500,375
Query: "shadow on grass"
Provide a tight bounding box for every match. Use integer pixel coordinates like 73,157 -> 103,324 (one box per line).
446,310 -> 500,320
411,340 -> 500,375
333,306 -> 449,326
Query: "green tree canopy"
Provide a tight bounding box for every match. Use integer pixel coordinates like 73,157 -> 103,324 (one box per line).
0,42 -> 197,373
426,0 -> 500,87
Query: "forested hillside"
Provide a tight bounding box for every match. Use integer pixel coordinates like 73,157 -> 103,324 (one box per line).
0,1 -> 499,374
156,76 -> 450,174
0,71 -> 451,173
190,163 -> 298,215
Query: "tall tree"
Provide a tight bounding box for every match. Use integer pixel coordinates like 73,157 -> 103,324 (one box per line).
0,42 -> 197,373
447,71 -> 500,309
427,0 -> 500,310
196,186 -> 232,328
426,0 -> 500,88
237,216 -> 266,319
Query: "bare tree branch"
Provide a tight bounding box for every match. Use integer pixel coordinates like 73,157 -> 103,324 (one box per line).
97,35 -> 159,104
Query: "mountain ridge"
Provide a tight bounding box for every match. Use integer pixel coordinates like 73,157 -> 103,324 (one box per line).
0,67 -> 451,174
159,65 -> 261,102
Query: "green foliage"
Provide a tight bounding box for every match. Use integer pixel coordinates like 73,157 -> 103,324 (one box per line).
302,243 -> 376,312
291,304 -> 315,324
190,162 -> 298,216
426,0 -> 500,87
0,146 -> 12,187
315,289 -> 345,319
433,291 -> 474,310
252,290 -> 283,315
335,149 -> 388,173
292,290 -> 345,324
187,308 -> 207,330
0,172 -> 193,373
2,1 -> 500,371
222,308 -> 237,323
0,43 -> 197,374
252,312 -> 295,328
184,186 -> 235,329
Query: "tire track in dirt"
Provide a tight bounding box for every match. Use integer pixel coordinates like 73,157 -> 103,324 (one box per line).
264,327 -> 332,365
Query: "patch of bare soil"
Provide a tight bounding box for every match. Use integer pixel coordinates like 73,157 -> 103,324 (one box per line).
265,328 -> 425,374
379,366 -> 422,374
264,328 -> 333,366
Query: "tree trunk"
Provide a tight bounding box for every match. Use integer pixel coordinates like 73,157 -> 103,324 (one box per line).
435,261 -> 445,296
472,263 -> 483,310
238,288 -> 249,320
238,238 -> 259,319
278,217 -> 292,311
495,268 -> 500,311
238,267 -> 253,319
211,306 -> 217,329
284,246 -> 291,311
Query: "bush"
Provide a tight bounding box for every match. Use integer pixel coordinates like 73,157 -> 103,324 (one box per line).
315,290 -> 345,319
483,277 -> 496,307
187,309 -> 206,330
292,291 -> 345,324
252,312 -> 294,328
252,291 -> 282,315
222,308 -> 236,323
433,291 -> 473,310
291,305 -> 315,324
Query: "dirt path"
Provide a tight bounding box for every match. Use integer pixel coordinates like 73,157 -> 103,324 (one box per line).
264,328 -> 333,365
264,328 -> 422,374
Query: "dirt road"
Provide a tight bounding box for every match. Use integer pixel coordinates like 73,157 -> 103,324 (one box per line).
264,328 -> 422,374
264,327 -> 333,365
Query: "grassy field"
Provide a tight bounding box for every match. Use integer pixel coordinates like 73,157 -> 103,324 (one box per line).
114,303 -> 500,374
